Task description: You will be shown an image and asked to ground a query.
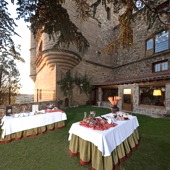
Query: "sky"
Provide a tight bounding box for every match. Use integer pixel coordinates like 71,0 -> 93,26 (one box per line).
8,2 -> 34,94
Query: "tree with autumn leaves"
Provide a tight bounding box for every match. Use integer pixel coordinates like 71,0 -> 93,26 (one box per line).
1,0 -> 170,55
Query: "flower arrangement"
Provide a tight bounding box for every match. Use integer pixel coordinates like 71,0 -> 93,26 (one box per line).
108,96 -> 120,106
108,96 -> 121,113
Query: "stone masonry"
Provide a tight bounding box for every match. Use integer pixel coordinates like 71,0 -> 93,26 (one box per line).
29,1 -> 170,116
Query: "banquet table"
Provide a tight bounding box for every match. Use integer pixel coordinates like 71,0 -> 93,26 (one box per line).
0,110 -> 67,143
68,113 -> 139,170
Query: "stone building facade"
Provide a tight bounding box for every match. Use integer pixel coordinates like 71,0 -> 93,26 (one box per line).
30,1 -> 170,117
15,94 -> 34,104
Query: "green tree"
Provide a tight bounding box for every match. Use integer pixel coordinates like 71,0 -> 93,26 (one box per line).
1,0 -> 169,54
0,50 -> 21,105
0,0 -> 16,53
59,71 -> 74,106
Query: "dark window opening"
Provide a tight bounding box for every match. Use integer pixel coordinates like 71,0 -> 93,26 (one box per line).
123,94 -> 131,104
102,88 -> 118,101
106,7 -> 111,20
39,89 -> 42,100
39,41 -> 43,52
139,86 -> 165,106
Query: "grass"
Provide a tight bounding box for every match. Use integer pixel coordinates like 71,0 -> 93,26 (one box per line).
0,105 -> 170,170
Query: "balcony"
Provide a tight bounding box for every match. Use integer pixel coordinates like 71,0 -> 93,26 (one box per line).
35,49 -> 82,71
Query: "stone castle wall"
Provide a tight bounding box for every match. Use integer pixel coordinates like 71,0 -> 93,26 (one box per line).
105,11 -> 170,79
30,1 -> 115,105
15,94 -> 34,104
0,100 -> 56,120
29,1 -> 170,111
34,64 -> 56,102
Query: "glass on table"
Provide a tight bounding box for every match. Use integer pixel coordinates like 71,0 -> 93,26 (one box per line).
83,112 -> 87,119
93,111 -> 96,117
90,111 -> 96,118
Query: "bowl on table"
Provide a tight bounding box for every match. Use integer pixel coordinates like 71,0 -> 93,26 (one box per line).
12,114 -> 19,118
47,104 -> 54,110
23,113 -> 29,117
28,112 -> 34,116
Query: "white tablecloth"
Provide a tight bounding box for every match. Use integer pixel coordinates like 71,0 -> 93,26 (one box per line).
1,111 -> 67,139
68,113 -> 139,157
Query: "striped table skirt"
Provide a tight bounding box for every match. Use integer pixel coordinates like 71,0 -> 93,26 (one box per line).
69,128 -> 140,170
0,120 -> 65,144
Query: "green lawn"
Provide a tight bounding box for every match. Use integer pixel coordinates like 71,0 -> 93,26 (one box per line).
0,106 -> 170,170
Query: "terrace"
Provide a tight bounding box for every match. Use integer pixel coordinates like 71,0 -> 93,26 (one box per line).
0,105 -> 170,170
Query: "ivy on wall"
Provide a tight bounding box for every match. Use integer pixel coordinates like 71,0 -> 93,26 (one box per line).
58,71 -> 74,105
58,71 -> 93,105
74,72 -> 93,95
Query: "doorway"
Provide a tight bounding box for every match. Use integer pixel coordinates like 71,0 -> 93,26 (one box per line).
65,98 -> 69,107
91,89 -> 97,105
122,89 -> 133,111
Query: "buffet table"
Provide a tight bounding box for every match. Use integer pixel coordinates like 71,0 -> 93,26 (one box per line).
0,110 -> 67,143
68,113 -> 139,170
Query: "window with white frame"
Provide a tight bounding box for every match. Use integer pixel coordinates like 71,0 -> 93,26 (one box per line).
155,31 -> 169,53
146,30 -> 170,54
153,60 -> 168,72
146,39 -> 153,50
